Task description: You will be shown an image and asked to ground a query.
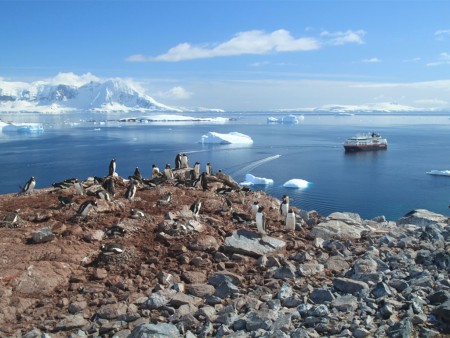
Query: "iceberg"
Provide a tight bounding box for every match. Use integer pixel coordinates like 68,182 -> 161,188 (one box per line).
240,173 -> 274,186
0,122 -> 44,133
200,131 -> 253,144
267,114 -> 304,124
426,170 -> 450,177
283,179 -> 310,189
140,114 -> 229,123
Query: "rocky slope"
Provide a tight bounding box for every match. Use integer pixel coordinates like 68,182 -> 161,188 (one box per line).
0,167 -> 449,338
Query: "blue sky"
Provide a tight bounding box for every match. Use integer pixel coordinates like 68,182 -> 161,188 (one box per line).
2,0 -> 450,111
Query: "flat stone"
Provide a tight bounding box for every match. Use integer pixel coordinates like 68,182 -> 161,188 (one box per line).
309,219 -> 366,241
331,294 -> 358,312
128,323 -> 180,338
181,271 -> 207,284
223,229 -> 286,258
188,234 -> 220,251
31,226 -> 54,244
332,277 -> 369,295
310,288 -> 335,304
397,209 -> 448,228
432,300 -> 450,323
54,314 -> 88,331
185,284 -> 215,298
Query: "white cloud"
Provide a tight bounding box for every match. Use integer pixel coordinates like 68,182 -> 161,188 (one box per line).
361,57 -> 381,63
321,30 -> 366,45
127,28 -> 366,62
157,86 -> 193,100
426,52 -> 450,66
414,98 -> 448,106
44,72 -> 100,86
435,29 -> 450,40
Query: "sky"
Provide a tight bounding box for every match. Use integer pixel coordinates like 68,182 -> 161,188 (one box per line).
1,0 -> 450,111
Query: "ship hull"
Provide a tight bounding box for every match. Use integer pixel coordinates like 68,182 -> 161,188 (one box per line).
344,144 -> 387,152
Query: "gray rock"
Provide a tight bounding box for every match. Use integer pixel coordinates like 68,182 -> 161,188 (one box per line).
282,296 -> 302,308
223,229 -> 286,257
386,318 -> 413,338
31,226 -> 54,244
143,292 -> 170,309
54,314 -> 88,331
185,284 -> 215,298
309,213 -> 366,240
245,309 -> 277,331
169,292 -> 202,307
432,300 -> 450,323
332,277 -> 369,295
274,265 -> 296,279
214,280 -> 240,299
112,329 -> 132,338
97,302 -> 128,320
397,209 -> 448,228
308,304 -> 329,317
129,323 -> 180,338
331,294 -> 358,312
276,283 -> 293,300
325,255 -> 350,273
208,271 -> 243,286
298,261 -> 325,277
371,282 -> 393,299
310,288 -> 335,304
428,290 -> 450,305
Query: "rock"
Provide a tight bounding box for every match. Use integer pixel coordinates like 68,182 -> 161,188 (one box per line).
428,290 -> 450,305
30,226 -> 54,244
324,256 -> 350,273
298,262 -> 324,277
397,209 -> 448,228
54,314 -> 88,331
97,302 -> 128,320
188,234 -> 219,251
245,309 -> 277,331
208,271 -> 244,287
309,288 -> 335,304
186,284 -> 215,298
223,229 -> 286,258
332,277 -> 369,295
128,323 -> 180,338
432,300 -> 450,323
330,295 -> 358,312
169,292 -> 202,307
309,218 -> 366,241
181,271 -> 207,284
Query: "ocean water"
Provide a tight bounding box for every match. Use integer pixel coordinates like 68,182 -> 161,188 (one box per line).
0,112 -> 449,221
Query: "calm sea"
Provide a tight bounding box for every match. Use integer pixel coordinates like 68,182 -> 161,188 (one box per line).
1,112 -> 449,221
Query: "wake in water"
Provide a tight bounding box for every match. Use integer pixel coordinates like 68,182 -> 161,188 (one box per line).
230,154 -> 281,177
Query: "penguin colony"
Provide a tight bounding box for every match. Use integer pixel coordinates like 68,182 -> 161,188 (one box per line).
9,155 -> 299,258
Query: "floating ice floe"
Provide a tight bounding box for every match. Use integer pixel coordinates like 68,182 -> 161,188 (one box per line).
426,170 -> 450,177
283,179 -> 310,188
240,173 -> 274,186
0,121 -> 44,133
267,115 -> 304,124
200,131 -> 253,144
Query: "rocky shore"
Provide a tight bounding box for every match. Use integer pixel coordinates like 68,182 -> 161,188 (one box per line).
0,167 -> 449,338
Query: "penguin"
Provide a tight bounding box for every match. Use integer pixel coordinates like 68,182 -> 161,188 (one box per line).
206,162 -> 213,176
106,225 -> 126,237
175,154 -> 182,169
124,181 -> 137,200
52,181 -> 71,190
132,167 -> 143,182
93,176 -> 104,184
109,159 -> 116,176
222,198 -> 233,212
285,208 -> 296,231
280,195 -> 289,217
19,176 -> 36,194
58,195 -> 74,207
190,198 -> 202,217
100,243 -> 124,255
256,205 -> 267,234
95,189 -> 112,202
199,172 -> 208,191
164,164 -> 174,179
2,209 -> 20,227
74,179 -> 84,196
193,162 -> 201,179
102,176 -> 116,196
251,201 -> 260,219
130,208 -> 145,219
76,200 -> 97,217
231,211 -> 252,223
151,164 -> 161,178
181,153 -> 189,168
157,192 -> 172,205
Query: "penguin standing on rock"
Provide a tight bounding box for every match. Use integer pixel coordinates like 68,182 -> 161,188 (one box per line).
190,198 -> 202,217
280,195 -> 289,217
58,195 -> 74,208
285,208 -> 296,231
96,189 -> 113,202
124,181 -> 137,200
193,162 -> 201,179
181,154 -> 189,168
164,164 -> 174,179
175,154 -> 182,169
76,200 -> 97,217
198,172 -> 208,191
157,192 -> 172,206
206,162 -> 213,175
102,177 -> 116,197
151,164 -> 160,178
256,205 -> 267,234
109,159 -> 116,176
19,176 -> 36,194
133,167 -> 143,182
251,201 -> 260,219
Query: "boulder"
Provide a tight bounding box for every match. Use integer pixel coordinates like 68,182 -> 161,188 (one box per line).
223,229 -> 286,258
397,209 -> 448,228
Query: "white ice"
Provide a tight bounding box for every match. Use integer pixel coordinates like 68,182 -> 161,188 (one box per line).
200,131 -> 253,144
0,121 -> 44,133
267,114 -> 304,124
141,114 -> 229,123
426,170 -> 450,176
240,173 -> 274,186
283,178 -> 310,188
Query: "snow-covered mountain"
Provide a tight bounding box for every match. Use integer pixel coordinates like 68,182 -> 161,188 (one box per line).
0,75 -> 182,113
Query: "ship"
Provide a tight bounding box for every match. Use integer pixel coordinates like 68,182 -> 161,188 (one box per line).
343,132 -> 387,152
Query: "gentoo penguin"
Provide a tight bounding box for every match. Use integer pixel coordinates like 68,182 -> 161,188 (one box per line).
251,201 -> 260,219
133,167 -> 143,182
130,208 -> 145,219
280,195 -> 289,217
100,243 -> 124,255
231,211 -> 252,223
95,189 -> 112,202
190,198 -> 202,217
74,179 -> 84,196
256,205 -> 267,234
164,164 -> 174,179
76,200 -> 97,216
109,159 -> 116,176
175,154 -> 182,169
151,164 -> 160,178
206,162 -> 213,175
2,209 -> 20,227
181,153 -> 189,168
124,181 -> 137,200
102,176 -> 116,196
106,225 -> 126,237
222,198 -> 233,212
52,181 -> 71,190
193,162 -> 201,179
199,172 -> 208,191
58,195 -> 74,207
285,208 -> 296,231
20,176 -> 36,194
157,192 -> 172,205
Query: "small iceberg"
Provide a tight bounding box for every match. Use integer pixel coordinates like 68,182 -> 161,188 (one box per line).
283,179 -> 310,189
141,114 -> 229,123
267,114 -> 304,124
426,170 -> 450,176
200,131 -> 253,144
0,122 -> 44,133
240,173 -> 274,186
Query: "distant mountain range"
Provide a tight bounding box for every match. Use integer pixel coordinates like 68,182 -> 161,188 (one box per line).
0,77 -> 183,113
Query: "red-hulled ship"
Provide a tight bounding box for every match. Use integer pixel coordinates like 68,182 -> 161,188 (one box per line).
343,132 -> 387,152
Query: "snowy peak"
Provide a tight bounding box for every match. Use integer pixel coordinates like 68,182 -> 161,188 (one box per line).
0,74 -> 181,113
